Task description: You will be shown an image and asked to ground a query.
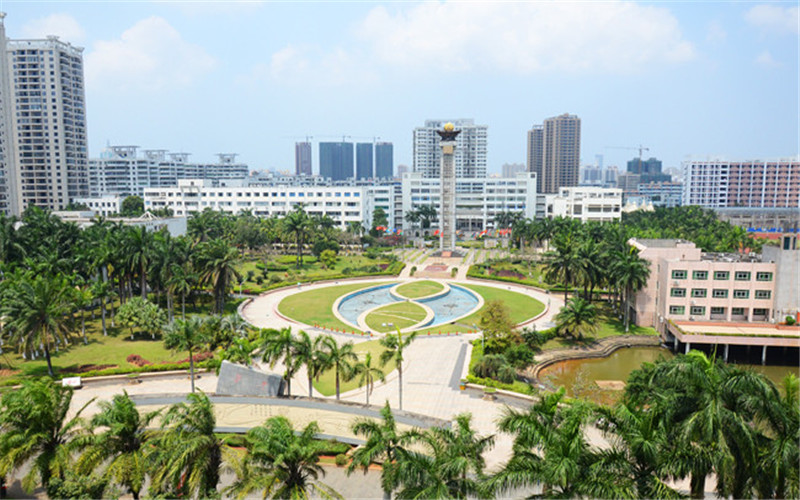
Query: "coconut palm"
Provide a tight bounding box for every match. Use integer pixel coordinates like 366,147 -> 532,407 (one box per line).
72,283 -> 93,344
224,416 -> 341,500
124,226 -> 153,300
351,352 -> 386,406
611,247 -> 651,332
163,317 -> 210,393
393,413 -> 494,499
0,379 -> 91,491
260,327 -> 300,397
293,330 -> 327,398
379,329 -> 417,411
195,238 -> 241,314
321,336 -> 357,401
283,205 -> 312,268
167,263 -> 196,320
77,391 -> 161,500
90,280 -> 111,336
348,402 -> 409,500
554,297 -> 598,340
1,272 -> 73,376
150,391 -> 222,498
541,237 -> 580,301
754,374 -> 799,499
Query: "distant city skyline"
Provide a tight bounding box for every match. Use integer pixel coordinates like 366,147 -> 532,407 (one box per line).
1,2 -> 797,174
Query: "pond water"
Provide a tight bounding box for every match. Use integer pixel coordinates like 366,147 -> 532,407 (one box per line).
539,346 -> 799,404
337,282 -> 479,329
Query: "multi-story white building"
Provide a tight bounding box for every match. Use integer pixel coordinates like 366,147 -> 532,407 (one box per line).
401,172 -> 537,233
412,119 -> 487,178
0,17 -> 88,215
74,193 -> 123,217
144,179 -> 365,229
542,186 -> 622,222
682,159 -> 799,209
88,146 -> 248,197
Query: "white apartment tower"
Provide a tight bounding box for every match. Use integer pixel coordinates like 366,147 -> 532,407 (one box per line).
413,119 -> 487,178
0,14 -> 18,214
0,15 -> 88,215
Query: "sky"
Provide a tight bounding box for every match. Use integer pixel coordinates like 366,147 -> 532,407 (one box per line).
1,1 -> 798,175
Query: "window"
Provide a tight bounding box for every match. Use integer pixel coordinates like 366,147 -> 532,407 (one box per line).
712,289 -> 729,299
710,307 -> 726,315
755,290 -> 771,299
691,288 -> 707,298
732,307 -> 745,316
671,270 -> 687,280
669,305 -> 685,315
690,306 -> 706,316
756,272 -> 773,281
693,271 -> 708,280
753,308 -> 768,316
735,271 -> 751,281
733,290 -> 750,299
714,271 -> 730,280
670,288 -> 686,297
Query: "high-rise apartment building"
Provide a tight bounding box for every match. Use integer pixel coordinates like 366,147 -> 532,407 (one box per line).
527,114 -> 581,194
413,119 -> 487,178
356,142 -> 373,180
319,142 -> 354,181
295,141 -> 312,176
502,163 -> 525,178
375,142 -> 393,179
0,17 -> 88,215
627,156 -> 670,184
0,14 -> 16,214
682,159 -> 799,209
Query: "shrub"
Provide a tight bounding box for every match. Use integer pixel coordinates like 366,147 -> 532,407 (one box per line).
410,266 -> 417,277
472,354 -> 516,383
126,354 -> 152,367
786,315 -> 797,326
504,343 -> 535,369
255,276 -> 264,285
451,267 -> 458,277
334,454 -> 348,466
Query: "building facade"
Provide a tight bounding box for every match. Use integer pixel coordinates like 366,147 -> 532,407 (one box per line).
636,181 -> 683,207
144,179 -> 365,229
294,141 -> 312,176
527,114 -> 581,194
412,119 -> 487,178
682,159 -> 800,209
375,142 -> 393,179
319,142 -> 354,181
88,146 -> 248,197
356,142 -> 373,180
542,186 -> 622,222
0,14 -> 16,215
502,162 -> 526,178
401,171 -> 537,233
1,23 -> 88,214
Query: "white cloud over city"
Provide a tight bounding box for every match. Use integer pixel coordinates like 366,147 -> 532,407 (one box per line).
85,16 -> 216,93
21,13 -> 86,43
745,4 -> 800,35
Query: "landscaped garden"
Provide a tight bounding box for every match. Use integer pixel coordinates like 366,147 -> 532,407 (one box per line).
364,302 -> 428,333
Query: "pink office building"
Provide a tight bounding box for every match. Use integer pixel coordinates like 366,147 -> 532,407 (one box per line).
682,160 -> 799,209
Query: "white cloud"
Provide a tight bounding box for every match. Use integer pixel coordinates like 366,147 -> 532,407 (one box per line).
755,50 -> 782,68
356,1 -> 695,74
745,4 -> 799,35
21,14 -> 85,43
85,17 -> 216,93
706,20 -> 727,45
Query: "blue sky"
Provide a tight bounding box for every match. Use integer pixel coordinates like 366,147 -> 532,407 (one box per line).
2,1 -> 798,174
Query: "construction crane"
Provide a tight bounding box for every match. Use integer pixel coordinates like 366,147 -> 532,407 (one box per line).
605,144 -> 650,173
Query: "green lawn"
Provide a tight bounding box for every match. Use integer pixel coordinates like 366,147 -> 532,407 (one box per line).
395,280 -> 444,299
365,302 -> 428,333
277,282 -> 391,333
312,340 -> 397,396
415,283 -> 545,335
541,307 -> 658,350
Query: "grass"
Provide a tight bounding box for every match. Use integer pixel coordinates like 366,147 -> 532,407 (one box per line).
415,283 -> 545,335
365,302 -> 428,333
541,304 -> 658,350
312,340 -> 397,396
277,282 -> 390,333
395,280 -> 444,299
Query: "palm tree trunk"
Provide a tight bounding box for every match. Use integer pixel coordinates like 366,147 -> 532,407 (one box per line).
335,366 -> 340,401
44,342 -> 54,377
181,293 -> 186,320
690,472 -> 705,499
189,347 -> 196,393
140,264 -> 147,300
81,311 -> 87,344
624,286 -> 630,332
398,363 -> 403,411
308,376 -> 314,398
100,298 -> 108,336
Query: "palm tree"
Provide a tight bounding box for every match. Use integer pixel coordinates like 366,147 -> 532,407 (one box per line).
554,297 -> 598,340
259,327 -> 300,397
393,413 -> 495,499
293,330 -> 327,398
754,374 -> 799,499
219,337 -> 256,369
404,210 -> 420,238
348,402 -> 408,500
321,336 -> 357,401
195,238 -> 241,314
77,392 -> 161,500
0,379 -> 91,491
1,273 -> 73,376
90,280 -> 111,336
541,237 -> 580,301
163,317 -> 210,393
612,247 -> 651,332
124,226 -> 153,300
72,283 -> 93,344
351,352 -> 385,406
224,416 -> 341,499
167,263 -> 196,320
283,205 -> 312,268
379,329 -> 417,411
150,392 -> 222,498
